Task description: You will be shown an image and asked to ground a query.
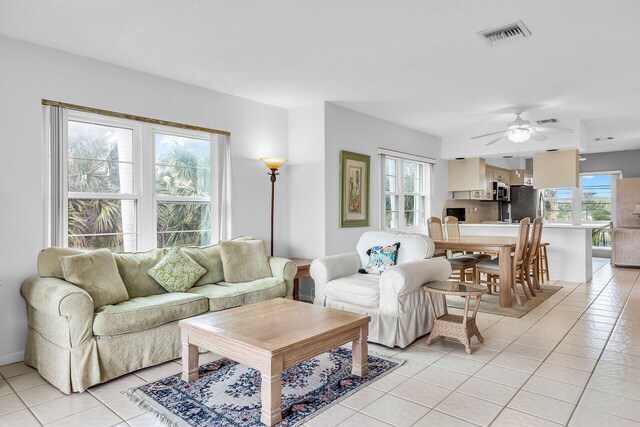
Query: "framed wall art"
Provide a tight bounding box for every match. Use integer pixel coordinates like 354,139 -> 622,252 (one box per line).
340,150 -> 370,227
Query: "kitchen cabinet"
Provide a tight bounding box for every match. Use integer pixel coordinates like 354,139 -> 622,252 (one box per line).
452,190 -> 485,200
448,158 -> 486,191
492,167 -> 511,185
510,169 -> 533,186
533,150 -> 579,189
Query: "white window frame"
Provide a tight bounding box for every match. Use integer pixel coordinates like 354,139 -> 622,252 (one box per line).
543,170 -> 621,226
60,110 -> 216,251
379,149 -> 434,231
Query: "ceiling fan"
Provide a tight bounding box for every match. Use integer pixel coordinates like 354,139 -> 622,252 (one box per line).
471,113 -> 574,146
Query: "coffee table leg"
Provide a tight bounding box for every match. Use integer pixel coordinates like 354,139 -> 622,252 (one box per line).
181,329 -> 199,382
260,356 -> 283,426
352,324 -> 369,376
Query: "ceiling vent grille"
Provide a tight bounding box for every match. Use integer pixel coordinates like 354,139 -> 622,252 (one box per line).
478,20 -> 532,46
537,118 -> 558,125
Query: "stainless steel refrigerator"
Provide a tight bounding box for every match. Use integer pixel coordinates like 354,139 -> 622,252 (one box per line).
509,186 -> 544,222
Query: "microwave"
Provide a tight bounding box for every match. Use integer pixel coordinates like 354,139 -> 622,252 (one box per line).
493,182 -> 509,201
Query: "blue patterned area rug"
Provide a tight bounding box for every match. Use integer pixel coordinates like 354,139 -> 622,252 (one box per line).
126,347 -> 402,427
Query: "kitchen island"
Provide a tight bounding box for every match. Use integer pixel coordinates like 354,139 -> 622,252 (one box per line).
459,223 -> 593,283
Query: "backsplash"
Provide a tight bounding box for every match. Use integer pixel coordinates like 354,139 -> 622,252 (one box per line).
442,199 -> 500,223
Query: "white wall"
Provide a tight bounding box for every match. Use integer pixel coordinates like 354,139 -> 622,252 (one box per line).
0,36 -> 290,364
324,103 -> 443,256
288,103 -> 326,299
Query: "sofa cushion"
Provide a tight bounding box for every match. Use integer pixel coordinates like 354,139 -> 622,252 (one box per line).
148,247 -> 206,293
219,240 -> 272,283
182,236 -> 255,287
325,274 -> 380,308
188,277 -> 286,312
60,249 -> 130,310
181,245 -> 225,286
93,293 -> 208,336
38,247 -> 86,279
114,249 -> 168,298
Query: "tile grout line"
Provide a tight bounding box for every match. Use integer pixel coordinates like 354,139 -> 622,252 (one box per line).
0,370 -> 45,426
563,272 -> 640,425
483,270 -> 620,426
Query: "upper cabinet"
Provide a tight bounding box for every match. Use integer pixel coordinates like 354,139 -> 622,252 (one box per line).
533,149 -> 579,189
510,169 -> 533,186
492,167 -> 511,186
448,158 -> 486,191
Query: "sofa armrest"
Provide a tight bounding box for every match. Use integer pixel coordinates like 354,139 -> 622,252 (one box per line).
269,257 -> 298,299
21,276 -> 95,347
380,257 -> 452,298
310,252 -> 361,303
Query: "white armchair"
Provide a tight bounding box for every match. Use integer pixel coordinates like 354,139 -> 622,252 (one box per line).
311,231 -> 452,348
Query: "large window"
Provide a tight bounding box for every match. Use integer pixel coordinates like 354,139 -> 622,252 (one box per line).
384,156 -> 431,230
543,188 -> 574,223
543,171 -> 620,249
61,112 -> 215,252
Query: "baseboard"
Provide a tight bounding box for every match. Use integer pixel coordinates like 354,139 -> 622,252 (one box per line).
0,351 -> 24,366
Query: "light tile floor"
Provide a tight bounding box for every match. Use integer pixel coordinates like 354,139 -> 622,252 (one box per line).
1,258 -> 640,426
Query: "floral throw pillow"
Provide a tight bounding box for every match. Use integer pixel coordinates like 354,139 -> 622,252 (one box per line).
148,247 -> 207,293
365,242 -> 401,274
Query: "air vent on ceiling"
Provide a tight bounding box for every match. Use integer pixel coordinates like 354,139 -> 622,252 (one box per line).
537,118 -> 558,125
478,20 -> 532,46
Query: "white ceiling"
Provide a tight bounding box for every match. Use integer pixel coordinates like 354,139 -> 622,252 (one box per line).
2,0 -> 640,156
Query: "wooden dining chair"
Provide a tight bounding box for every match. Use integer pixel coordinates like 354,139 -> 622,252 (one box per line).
525,217 -> 543,293
444,216 -> 491,263
538,242 -> 550,284
427,216 -> 478,283
474,217 -> 531,306
427,217 -> 447,258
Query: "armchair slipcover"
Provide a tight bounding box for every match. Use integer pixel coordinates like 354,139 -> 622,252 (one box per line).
311,231 -> 452,348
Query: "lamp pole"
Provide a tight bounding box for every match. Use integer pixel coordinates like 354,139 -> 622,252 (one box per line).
268,168 -> 278,256
260,157 -> 287,256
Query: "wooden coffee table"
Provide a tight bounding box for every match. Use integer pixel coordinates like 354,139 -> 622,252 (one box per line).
179,298 -> 370,426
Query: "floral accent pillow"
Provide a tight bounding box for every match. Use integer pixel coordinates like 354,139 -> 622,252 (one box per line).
148,247 -> 207,293
365,242 -> 401,274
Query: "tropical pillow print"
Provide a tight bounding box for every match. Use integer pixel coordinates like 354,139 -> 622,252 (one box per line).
365,242 -> 401,274
148,247 -> 207,293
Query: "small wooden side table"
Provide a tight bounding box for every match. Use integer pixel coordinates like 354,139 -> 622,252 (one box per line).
290,258 -> 312,301
424,281 -> 487,354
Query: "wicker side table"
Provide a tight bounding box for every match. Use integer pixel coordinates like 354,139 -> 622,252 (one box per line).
424,281 -> 487,354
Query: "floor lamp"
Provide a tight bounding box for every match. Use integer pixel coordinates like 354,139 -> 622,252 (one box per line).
260,157 -> 287,256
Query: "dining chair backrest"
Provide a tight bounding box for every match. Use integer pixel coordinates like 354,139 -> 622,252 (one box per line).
514,217 -> 531,267
444,216 -> 461,238
427,217 -> 443,240
526,217 -> 543,265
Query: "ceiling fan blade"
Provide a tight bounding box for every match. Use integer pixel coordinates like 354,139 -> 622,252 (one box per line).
486,135 -> 507,146
471,130 -> 509,139
530,131 -> 548,141
530,126 -> 574,133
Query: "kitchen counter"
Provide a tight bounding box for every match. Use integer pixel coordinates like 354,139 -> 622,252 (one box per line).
459,223 -> 593,283
467,223 -> 595,230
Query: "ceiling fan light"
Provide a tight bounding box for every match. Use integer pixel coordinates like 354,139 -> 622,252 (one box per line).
508,128 -> 530,143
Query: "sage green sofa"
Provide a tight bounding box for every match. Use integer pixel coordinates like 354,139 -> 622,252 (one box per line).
20,241 -> 297,394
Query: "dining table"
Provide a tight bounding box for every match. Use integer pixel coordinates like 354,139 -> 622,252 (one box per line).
432,236 -> 519,308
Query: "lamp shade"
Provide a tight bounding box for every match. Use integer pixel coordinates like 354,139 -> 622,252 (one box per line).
260,157 -> 287,170
634,204 -> 640,215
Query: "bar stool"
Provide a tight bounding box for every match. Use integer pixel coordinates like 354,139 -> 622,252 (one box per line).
539,242 -> 550,284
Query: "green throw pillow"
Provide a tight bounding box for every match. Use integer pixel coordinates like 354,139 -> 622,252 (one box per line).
219,240 -> 272,283
60,249 -> 130,310
148,247 -> 207,293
